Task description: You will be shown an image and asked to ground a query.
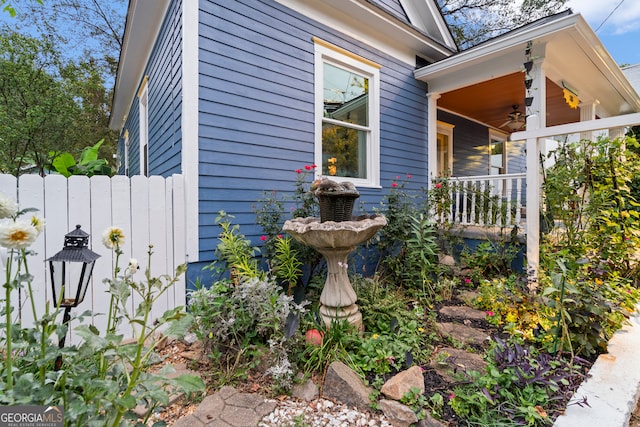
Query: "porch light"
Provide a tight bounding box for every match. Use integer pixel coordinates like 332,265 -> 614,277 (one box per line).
524,78 -> 533,89
525,97 -> 534,107
47,225 -> 100,350
523,61 -> 533,72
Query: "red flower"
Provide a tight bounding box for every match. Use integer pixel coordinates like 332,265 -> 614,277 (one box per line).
435,182 -> 442,189
295,169 -> 302,174
305,165 -> 312,170
486,311 -> 495,316
395,175 -> 400,179
464,278 -> 472,284
277,234 -> 283,239
260,235 -> 267,241
406,173 -> 412,179
448,393 -> 455,400
312,164 -> 317,169
392,182 -> 398,187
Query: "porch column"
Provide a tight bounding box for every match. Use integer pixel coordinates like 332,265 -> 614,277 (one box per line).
525,115 -> 540,290
427,92 -> 441,190
524,47 -> 546,288
579,100 -> 598,141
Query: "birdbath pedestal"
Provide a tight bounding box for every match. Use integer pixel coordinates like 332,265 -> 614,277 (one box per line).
283,215 -> 386,331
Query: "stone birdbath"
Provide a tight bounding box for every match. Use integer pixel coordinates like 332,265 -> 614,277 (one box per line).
283,214 -> 386,331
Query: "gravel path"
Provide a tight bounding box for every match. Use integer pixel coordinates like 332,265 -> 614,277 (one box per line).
259,398 -> 392,427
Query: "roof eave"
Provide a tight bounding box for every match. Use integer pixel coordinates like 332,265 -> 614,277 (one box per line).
109,0 -> 171,130
414,13 -> 640,114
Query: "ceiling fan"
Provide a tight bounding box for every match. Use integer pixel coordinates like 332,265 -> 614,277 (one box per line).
500,105 -> 526,131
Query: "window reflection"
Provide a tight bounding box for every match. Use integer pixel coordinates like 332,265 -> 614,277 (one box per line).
322,62 -> 369,178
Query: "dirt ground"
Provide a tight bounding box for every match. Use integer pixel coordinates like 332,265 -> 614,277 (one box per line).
630,399 -> 640,427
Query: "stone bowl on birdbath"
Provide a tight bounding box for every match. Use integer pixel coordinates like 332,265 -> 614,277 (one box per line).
282,214 -> 386,331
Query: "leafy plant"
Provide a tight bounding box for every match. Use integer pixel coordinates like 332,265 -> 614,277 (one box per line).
0,201 -> 205,425
461,238 -> 521,279
272,235 -> 303,295
254,165 -> 323,289
540,258 -> 640,357
404,213 -> 440,299
188,276 -> 307,389
50,139 -> 114,177
208,211 -> 263,282
400,386 -> 429,420
449,338 -> 587,426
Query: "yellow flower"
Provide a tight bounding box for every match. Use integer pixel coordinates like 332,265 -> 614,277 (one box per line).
505,311 -> 518,323
102,226 -> 125,249
594,278 -> 603,285
0,220 -> 38,249
418,327 -> 425,333
371,334 -> 379,340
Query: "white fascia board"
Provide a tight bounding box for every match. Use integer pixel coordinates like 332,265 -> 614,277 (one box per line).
414,13 -> 581,89
399,0 -> 457,50
110,0 -> 171,130
570,19 -> 640,112
182,0 -> 199,262
273,0 -> 454,65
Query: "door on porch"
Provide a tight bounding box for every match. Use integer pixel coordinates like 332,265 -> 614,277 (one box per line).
437,121 -> 454,177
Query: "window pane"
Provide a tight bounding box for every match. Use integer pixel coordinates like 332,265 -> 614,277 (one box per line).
322,123 -> 367,179
323,63 -> 368,126
490,140 -> 504,174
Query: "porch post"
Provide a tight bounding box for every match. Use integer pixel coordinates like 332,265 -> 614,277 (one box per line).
524,46 -> 546,288
579,101 -> 598,141
525,115 -> 540,289
427,92 -> 441,190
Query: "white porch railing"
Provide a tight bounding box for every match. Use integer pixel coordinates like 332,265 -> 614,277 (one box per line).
442,173 -> 526,228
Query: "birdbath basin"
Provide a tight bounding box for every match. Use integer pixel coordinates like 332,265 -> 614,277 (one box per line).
282,214 -> 387,331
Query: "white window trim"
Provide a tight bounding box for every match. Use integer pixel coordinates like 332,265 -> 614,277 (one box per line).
138,76 -> 149,176
314,39 -> 380,188
436,121 -> 454,176
123,129 -> 130,176
489,129 -> 508,175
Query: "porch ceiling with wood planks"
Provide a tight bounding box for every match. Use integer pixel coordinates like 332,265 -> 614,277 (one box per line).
438,72 -> 580,133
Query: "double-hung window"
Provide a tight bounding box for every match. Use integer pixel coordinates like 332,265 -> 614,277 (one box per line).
314,39 -> 380,187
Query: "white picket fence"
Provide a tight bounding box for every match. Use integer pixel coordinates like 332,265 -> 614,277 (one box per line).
0,174 -> 187,343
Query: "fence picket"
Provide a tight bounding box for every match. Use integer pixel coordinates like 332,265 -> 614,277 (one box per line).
89,175 -> 113,335
0,174 -> 187,344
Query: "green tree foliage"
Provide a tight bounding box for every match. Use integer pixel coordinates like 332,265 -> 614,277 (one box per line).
4,0 -> 125,76
0,29 -> 117,176
437,0 -> 569,49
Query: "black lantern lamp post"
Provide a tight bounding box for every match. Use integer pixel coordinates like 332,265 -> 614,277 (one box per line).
47,225 -> 101,350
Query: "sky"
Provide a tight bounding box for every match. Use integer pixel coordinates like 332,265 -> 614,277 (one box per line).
566,0 -> 640,66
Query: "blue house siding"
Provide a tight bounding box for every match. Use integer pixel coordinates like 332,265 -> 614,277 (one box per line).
437,110 -> 527,177
197,0 -> 430,261
438,110 -> 489,177
147,0 -> 183,177
117,0 -> 183,178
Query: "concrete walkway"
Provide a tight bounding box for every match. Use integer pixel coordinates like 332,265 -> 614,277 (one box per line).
554,302 -> 640,427
172,386 -> 275,427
